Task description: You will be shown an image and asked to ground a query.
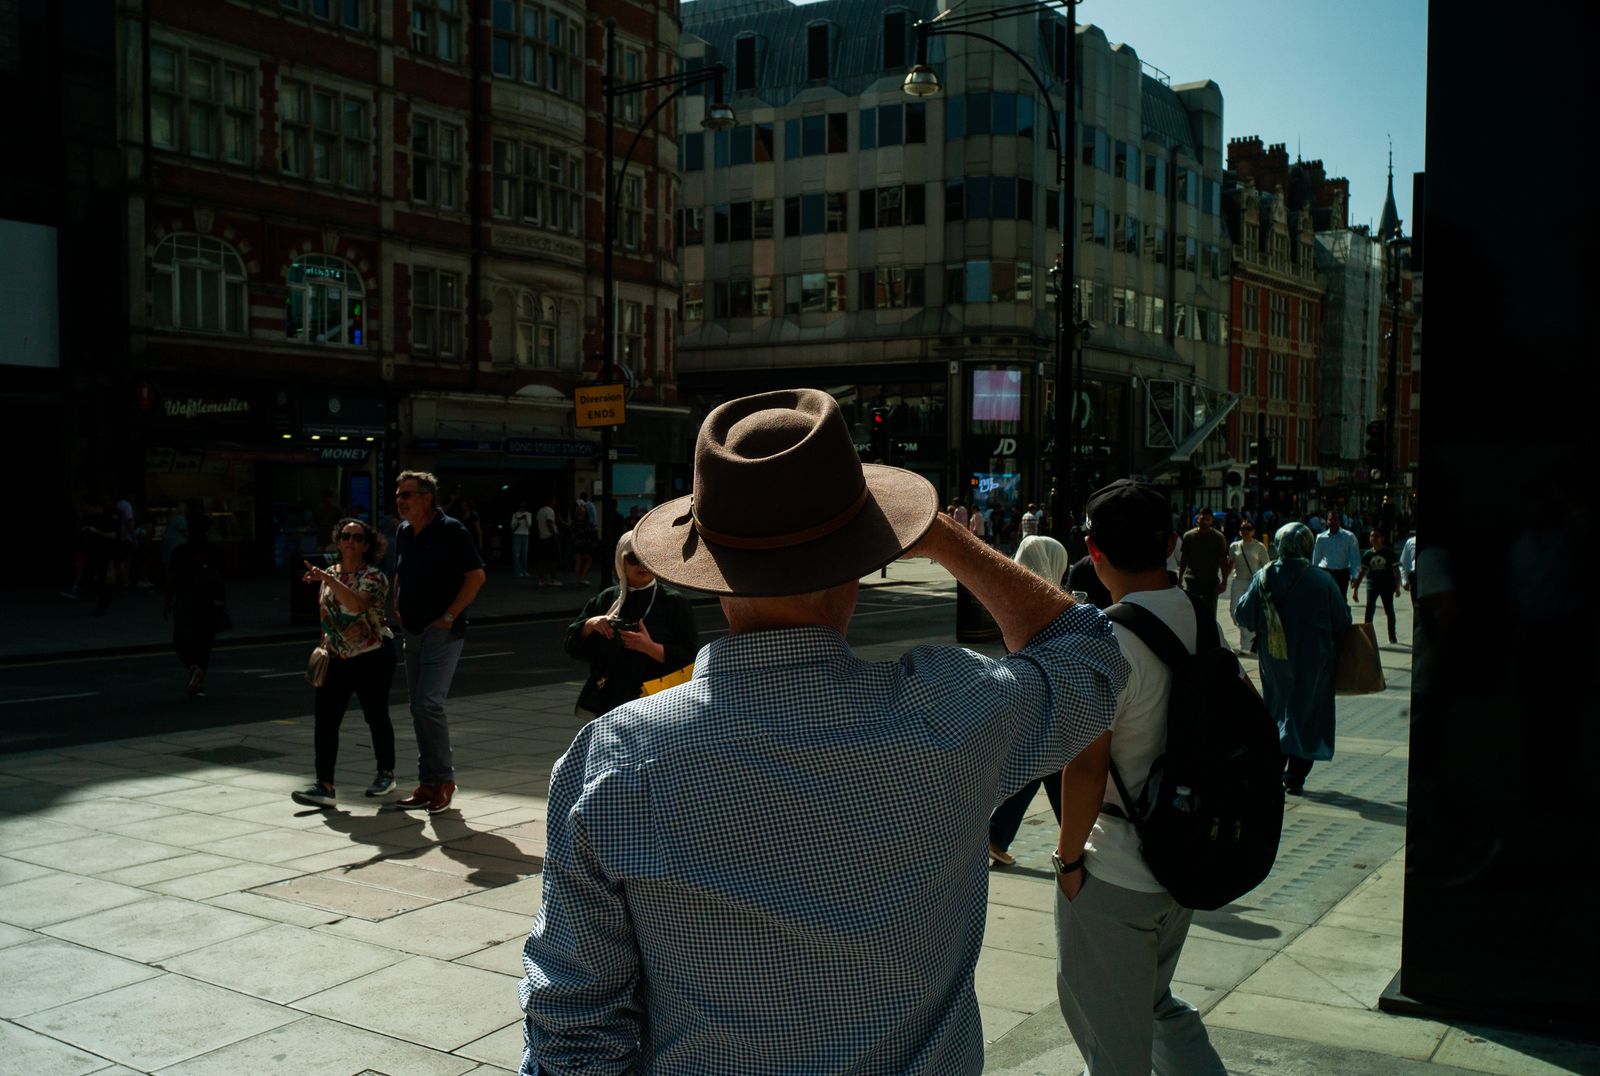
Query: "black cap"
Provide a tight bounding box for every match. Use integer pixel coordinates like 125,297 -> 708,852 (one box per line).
1083,480 -> 1172,566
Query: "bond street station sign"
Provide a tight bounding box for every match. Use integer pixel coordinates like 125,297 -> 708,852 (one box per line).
575,384 -> 626,428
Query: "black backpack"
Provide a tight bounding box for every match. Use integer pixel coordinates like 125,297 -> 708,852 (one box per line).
1102,599 -> 1283,910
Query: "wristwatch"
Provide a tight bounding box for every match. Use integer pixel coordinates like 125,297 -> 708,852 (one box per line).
1051,849 -> 1086,875
441,613 -> 456,625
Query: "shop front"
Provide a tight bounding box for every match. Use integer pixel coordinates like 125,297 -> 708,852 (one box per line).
134,380 -> 391,575
957,364 -> 1040,545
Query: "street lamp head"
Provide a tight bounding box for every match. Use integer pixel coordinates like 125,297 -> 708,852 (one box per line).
701,100 -> 737,130
902,64 -> 941,97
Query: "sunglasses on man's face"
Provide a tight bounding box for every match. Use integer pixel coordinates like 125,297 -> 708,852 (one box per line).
339,531 -> 367,542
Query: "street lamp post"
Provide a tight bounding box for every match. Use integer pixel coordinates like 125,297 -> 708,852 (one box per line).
599,21 -> 733,586
905,0 -> 1080,535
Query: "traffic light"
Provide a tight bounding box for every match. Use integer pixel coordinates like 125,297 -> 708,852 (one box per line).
868,407 -> 889,463
1365,420 -> 1386,481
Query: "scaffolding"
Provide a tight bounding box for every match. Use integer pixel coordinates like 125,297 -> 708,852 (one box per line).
1315,230 -> 1385,464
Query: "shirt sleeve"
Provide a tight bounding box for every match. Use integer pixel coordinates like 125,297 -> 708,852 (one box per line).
988,604 -> 1130,800
521,726 -> 643,1075
452,522 -> 486,574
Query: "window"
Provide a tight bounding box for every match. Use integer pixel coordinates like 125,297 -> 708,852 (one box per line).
882,11 -> 907,69
1123,215 -> 1140,257
713,204 -> 730,243
677,207 -> 704,245
827,112 -> 848,153
734,35 -> 757,92
861,184 -> 926,229
411,267 -> 461,357
1172,302 -> 1188,340
1114,140 -> 1129,179
514,293 -> 558,367
286,256 -> 365,347
802,193 -> 824,234
752,199 -> 774,239
411,117 -> 463,210
785,272 -> 845,313
1297,357 -> 1313,403
878,104 -> 902,146
491,1 -> 582,99
1141,294 -> 1165,335
612,41 -> 643,123
491,139 -> 582,234
1269,293 -> 1289,337
1080,125 -> 1109,170
1144,151 -> 1165,194
1182,235 -> 1198,273
1201,178 -> 1217,215
1112,287 -> 1138,328
860,107 -> 876,150
859,267 -> 925,309
152,234 -> 246,335
150,45 -> 255,164
618,300 -> 643,370
411,0 -> 462,62
684,282 -> 705,321
807,23 -> 831,81
1299,302 -> 1314,344
621,174 -> 643,249
1242,286 -> 1260,332
825,192 -> 848,233
1240,347 -> 1258,395
1296,418 -> 1311,465
279,80 -> 370,189
1076,278 -> 1107,322
1269,353 -> 1287,400
681,132 -> 704,171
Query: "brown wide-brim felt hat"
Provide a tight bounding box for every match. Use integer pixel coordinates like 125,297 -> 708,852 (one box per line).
632,388 -> 938,597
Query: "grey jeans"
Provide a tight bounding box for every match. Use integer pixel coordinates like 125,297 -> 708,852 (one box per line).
402,626 -> 464,785
1055,874 -> 1226,1076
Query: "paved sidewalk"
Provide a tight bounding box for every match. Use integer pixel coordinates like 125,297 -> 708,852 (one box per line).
1,589 -> 1591,1074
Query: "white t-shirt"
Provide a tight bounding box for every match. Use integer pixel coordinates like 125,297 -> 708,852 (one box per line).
536,505 -> 557,539
1229,538 -> 1269,581
1020,511 -> 1039,536
510,510 -> 533,536
1084,586 -> 1199,893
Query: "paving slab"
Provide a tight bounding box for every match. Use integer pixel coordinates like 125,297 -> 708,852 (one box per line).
319,899 -> 532,960
456,935 -> 528,977
147,861 -> 303,900
0,874 -> 150,929
0,1018 -> 120,1076
0,921 -> 37,948
1236,950 -> 1409,1012
0,938 -> 162,1018
971,945 -> 1058,1016
0,814 -> 98,851
333,858 -> 499,901
1431,1024 -> 1600,1076
94,852 -> 240,888
1205,1025 -> 1479,1075
8,833 -> 189,876
191,825 -> 355,864
100,811 -> 275,846
1205,991 -> 1451,1062
203,890 -> 345,928
456,1021 -> 528,1071
16,973 -> 301,1072
40,895 -> 272,963
457,874 -> 543,915
292,955 -> 521,1052
246,873 -> 435,921
156,1013 -> 479,1076
158,922 -> 404,1004
0,854 -> 54,885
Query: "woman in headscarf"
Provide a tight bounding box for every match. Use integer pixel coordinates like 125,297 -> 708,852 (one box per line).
566,529 -> 701,716
1235,521 -> 1351,794
987,535 -> 1073,865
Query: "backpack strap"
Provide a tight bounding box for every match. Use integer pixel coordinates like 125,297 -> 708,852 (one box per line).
1104,601 -> 1190,672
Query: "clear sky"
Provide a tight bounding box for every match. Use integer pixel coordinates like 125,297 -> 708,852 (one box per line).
796,0 -> 1429,233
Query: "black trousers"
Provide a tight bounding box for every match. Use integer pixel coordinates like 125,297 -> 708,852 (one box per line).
1365,584 -> 1397,638
989,771 -> 1063,852
313,640 -> 397,784
1282,754 -> 1315,787
1323,567 -> 1350,595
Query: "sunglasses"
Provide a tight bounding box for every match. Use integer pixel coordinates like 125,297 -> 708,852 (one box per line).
395,491 -> 422,500
338,531 -> 367,542
623,553 -> 641,567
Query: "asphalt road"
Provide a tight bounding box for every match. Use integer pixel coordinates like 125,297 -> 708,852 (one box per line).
0,587 -> 959,754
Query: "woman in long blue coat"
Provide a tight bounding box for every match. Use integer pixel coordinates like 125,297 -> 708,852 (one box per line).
1236,522 -> 1352,793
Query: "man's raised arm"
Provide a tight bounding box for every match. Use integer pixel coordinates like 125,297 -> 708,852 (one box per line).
909,513 -> 1072,651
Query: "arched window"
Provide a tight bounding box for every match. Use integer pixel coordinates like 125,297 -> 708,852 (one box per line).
515,291 -> 560,368
286,255 -> 366,347
152,233 -> 247,334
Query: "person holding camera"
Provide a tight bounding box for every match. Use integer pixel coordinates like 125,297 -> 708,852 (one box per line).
566,529 -> 699,716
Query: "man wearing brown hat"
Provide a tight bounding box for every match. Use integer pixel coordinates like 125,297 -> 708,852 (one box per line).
518,389 -> 1129,1075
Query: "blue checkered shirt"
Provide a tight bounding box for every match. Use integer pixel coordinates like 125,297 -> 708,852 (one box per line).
519,604 -> 1129,1075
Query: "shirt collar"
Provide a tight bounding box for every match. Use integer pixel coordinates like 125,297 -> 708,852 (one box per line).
694,625 -> 854,679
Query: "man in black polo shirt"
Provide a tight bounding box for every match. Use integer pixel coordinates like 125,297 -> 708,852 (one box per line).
393,470 -> 486,813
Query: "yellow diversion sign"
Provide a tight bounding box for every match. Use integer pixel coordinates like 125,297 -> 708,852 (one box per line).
575,384 -> 626,428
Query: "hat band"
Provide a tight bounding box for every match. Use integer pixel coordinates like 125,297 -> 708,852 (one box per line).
693,484 -> 870,551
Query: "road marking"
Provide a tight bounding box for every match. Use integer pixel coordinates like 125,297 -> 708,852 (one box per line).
258,671 -> 308,679
459,651 -> 515,661
0,691 -> 101,706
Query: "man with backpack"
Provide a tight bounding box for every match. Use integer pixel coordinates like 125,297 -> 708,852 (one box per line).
1053,480 -> 1262,1075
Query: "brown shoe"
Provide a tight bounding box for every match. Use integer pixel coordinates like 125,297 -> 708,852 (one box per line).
427,782 -> 457,814
396,784 -> 436,809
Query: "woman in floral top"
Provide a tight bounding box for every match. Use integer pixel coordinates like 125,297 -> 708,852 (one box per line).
291,517 -> 399,808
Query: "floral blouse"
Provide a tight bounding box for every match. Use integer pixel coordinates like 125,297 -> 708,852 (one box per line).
320,565 -> 392,658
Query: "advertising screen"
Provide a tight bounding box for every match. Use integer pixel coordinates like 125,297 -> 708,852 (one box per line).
972,369 -> 1023,422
